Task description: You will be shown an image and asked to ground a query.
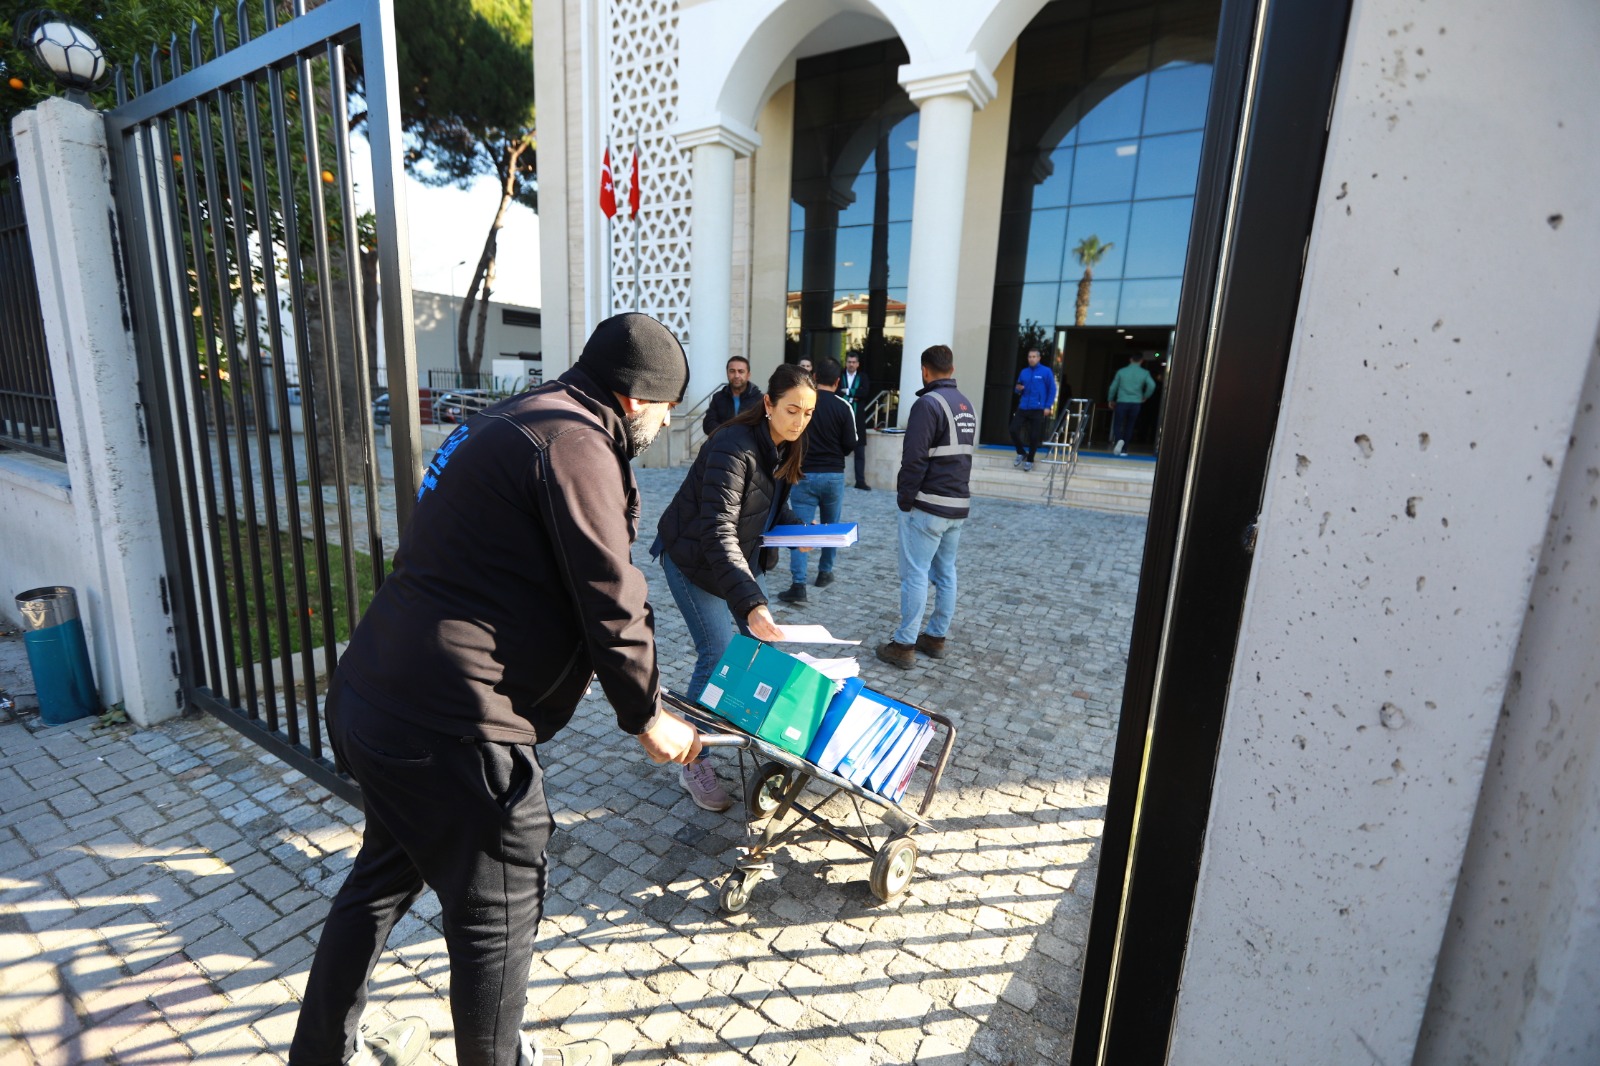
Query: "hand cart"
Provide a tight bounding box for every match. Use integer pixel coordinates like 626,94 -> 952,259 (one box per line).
662,690 -> 957,913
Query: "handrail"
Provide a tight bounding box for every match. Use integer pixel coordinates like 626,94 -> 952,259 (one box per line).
861,388 -> 897,430
663,388 -> 718,467
1041,398 -> 1093,505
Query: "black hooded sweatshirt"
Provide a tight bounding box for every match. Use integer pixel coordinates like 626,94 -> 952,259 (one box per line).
338,365 -> 661,744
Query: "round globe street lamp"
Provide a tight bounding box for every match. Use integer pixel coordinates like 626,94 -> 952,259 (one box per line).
13,10 -> 108,105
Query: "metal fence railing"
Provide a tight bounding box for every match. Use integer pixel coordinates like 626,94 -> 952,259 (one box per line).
0,126 -> 66,461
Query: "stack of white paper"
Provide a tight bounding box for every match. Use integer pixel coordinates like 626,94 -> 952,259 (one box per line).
794,653 -> 859,680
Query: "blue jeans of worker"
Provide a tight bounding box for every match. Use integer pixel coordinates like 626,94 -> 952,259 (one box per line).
787,472 -> 845,584
893,508 -> 963,646
1111,401 -> 1142,448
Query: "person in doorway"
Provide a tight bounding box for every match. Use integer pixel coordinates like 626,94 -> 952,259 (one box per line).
1108,352 -> 1156,455
778,357 -> 856,604
1009,347 -> 1057,471
702,355 -> 761,435
877,344 -> 976,670
841,351 -> 872,490
654,363 -> 815,810
288,313 -> 703,1066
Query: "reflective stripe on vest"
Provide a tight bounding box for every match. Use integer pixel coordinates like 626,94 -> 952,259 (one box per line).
924,390 -> 973,457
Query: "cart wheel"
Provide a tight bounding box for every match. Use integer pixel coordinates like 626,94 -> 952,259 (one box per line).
870,837 -> 919,902
720,872 -> 755,914
746,761 -> 790,822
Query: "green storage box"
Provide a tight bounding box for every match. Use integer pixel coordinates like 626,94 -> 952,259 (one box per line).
698,634 -> 840,756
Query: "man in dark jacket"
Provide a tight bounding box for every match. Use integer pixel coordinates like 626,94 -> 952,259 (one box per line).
878,344 -> 976,670
779,357 -> 856,604
701,355 -> 761,435
289,313 -> 701,1066
841,352 -> 872,489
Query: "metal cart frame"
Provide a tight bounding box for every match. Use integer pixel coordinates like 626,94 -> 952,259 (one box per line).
663,690 -> 957,913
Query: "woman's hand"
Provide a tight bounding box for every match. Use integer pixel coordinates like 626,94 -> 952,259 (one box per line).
746,604 -> 784,642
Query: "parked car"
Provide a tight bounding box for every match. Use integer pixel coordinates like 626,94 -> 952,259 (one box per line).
372,392 -> 389,426
431,389 -> 494,424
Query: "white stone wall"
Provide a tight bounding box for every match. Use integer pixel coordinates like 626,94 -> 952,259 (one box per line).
605,0 -> 695,343
8,100 -> 183,726
1168,0 -> 1600,1061
0,458 -> 88,631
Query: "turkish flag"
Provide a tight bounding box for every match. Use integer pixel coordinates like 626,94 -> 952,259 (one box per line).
599,147 -> 617,218
628,146 -> 641,218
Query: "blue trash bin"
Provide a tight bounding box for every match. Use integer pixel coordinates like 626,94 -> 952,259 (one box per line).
15,586 -> 98,726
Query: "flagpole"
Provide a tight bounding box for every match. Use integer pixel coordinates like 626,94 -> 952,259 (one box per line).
632,132 -> 642,310
604,137 -> 614,319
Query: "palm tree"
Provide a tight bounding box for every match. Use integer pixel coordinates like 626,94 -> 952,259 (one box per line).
1071,235 -> 1115,327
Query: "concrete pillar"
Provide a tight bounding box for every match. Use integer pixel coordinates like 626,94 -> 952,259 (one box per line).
1166,0 -> 1600,1060
675,118 -> 760,410
896,58 -> 996,424
12,99 -> 182,726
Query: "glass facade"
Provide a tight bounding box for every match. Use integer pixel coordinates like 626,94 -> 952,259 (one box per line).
982,0 -> 1219,443
786,41 -> 918,395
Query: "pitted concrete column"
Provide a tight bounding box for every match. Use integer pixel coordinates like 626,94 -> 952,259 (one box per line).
12,98 -> 182,726
676,118 -> 760,410
896,58 -> 996,424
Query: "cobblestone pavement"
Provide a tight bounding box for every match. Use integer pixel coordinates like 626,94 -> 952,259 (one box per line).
0,468 -> 1146,1065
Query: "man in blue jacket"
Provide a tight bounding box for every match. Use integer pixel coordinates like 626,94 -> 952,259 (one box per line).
1009,347 -> 1058,471
878,344 -> 976,669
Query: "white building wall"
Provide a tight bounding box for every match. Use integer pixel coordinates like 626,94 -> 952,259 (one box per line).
0,459 -> 88,632
1168,0 -> 1600,1062
407,290 -> 542,387
538,0 -> 1045,415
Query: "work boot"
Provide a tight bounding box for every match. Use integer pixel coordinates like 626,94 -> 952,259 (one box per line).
915,633 -> 947,659
521,1032 -> 613,1066
778,582 -> 807,604
350,1017 -> 429,1066
814,571 -> 835,588
876,641 -> 916,670
679,758 -> 733,812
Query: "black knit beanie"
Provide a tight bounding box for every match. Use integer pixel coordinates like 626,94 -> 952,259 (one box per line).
577,313 -> 690,403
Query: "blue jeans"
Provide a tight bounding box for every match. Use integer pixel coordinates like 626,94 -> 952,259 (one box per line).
1111,401 -> 1142,447
894,508 -> 963,645
787,471 -> 845,584
661,554 -> 742,704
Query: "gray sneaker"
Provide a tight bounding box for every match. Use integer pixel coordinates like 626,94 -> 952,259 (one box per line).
680,758 -> 733,811
1023,461 -> 1033,471
1013,455 -> 1024,468
351,1017 -> 429,1066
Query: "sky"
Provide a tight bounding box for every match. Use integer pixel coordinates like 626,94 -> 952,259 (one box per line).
348,135 -> 542,310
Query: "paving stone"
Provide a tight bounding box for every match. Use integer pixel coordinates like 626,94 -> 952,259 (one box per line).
0,473 -> 1140,1062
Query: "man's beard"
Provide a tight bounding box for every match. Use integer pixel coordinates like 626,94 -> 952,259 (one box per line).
624,410 -> 664,458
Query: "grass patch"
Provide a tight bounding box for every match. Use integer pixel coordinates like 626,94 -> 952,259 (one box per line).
216,522 -> 382,666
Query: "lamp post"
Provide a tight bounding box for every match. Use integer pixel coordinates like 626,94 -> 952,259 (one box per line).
13,10 -> 108,106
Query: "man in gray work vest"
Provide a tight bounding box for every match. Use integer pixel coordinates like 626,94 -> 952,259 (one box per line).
877,344 -> 976,669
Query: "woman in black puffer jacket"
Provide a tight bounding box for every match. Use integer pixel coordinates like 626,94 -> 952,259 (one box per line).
654,362 -> 816,809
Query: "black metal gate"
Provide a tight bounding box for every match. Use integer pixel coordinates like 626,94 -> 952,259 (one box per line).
0,126 -> 66,460
107,0 -> 423,803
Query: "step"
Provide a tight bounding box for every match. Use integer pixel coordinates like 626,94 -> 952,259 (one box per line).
970,450 -> 1154,514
